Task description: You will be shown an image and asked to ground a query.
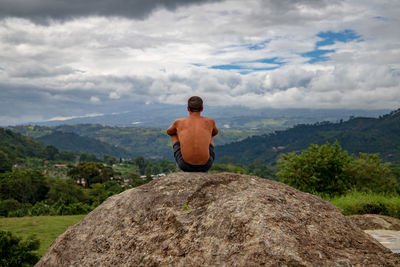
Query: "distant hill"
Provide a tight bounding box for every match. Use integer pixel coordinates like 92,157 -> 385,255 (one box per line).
9,108 -> 399,162
10,124 -> 261,160
30,103 -> 389,131
0,127 -> 47,163
217,109 -> 400,164
36,131 -> 131,158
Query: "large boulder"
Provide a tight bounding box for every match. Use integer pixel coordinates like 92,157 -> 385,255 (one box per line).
37,173 -> 400,266
349,214 -> 400,230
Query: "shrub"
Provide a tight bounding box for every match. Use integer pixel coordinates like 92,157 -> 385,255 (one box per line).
344,153 -> 398,194
0,170 -> 49,204
4,202 -> 32,218
0,230 -> 40,266
30,202 -> 51,216
277,141 -> 352,196
0,199 -> 21,217
277,141 -> 399,196
69,203 -> 92,214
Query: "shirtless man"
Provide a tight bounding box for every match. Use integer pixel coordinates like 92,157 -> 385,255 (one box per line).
166,96 -> 218,172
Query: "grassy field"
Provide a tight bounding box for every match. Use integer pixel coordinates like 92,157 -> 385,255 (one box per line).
327,191 -> 400,219
0,215 -> 85,257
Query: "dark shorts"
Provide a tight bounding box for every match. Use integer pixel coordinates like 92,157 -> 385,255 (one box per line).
173,141 -> 215,172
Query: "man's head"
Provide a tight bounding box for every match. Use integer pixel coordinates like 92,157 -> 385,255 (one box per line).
187,96 -> 203,112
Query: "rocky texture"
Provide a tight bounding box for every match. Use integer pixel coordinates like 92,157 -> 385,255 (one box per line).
349,214 -> 400,230
36,172 -> 400,266
364,230 -> 400,254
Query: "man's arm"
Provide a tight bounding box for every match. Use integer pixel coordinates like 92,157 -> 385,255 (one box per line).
211,119 -> 218,136
166,120 -> 177,136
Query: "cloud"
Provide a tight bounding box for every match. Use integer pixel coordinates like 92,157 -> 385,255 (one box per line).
0,0 -> 220,23
109,92 -> 120,99
0,0 -> 399,125
90,96 -> 101,104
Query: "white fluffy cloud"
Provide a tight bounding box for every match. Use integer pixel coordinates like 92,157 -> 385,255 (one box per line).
0,0 -> 399,124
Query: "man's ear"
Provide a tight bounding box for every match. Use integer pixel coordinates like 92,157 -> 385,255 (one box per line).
187,107 -> 191,112
200,107 -> 203,112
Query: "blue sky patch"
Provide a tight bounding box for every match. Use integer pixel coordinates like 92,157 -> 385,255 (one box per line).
301,49 -> 335,63
301,29 -> 362,63
210,64 -> 245,70
210,57 -> 285,73
252,57 -> 285,65
316,29 -> 361,47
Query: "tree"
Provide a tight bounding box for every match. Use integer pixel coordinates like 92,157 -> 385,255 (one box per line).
0,199 -> 21,217
0,170 -> 49,204
56,151 -> 76,161
277,141 -> 353,196
103,155 -> 117,166
134,156 -> 145,174
344,153 -> 398,194
88,183 -> 109,206
67,162 -> 115,187
79,153 -> 99,163
0,150 -> 12,173
277,141 -> 398,196
0,230 -> 40,266
46,178 -> 87,205
121,172 -> 146,187
44,145 -> 59,161
99,166 -> 116,184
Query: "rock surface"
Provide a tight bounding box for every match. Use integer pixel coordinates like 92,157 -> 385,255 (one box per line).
349,214 -> 400,230
36,172 -> 400,266
348,214 -> 400,254
365,230 -> 400,254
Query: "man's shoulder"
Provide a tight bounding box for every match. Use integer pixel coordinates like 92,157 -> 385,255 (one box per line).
172,117 -> 187,125
203,117 -> 215,123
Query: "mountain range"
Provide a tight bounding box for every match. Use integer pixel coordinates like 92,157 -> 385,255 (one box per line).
7,107 -> 399,164
30,104 -> 389,131
9,124 -> 260,160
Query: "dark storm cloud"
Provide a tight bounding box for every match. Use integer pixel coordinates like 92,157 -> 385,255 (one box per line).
0,0 -> 220,22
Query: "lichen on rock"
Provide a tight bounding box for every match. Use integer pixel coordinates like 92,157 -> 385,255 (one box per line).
36,172 -> 400,266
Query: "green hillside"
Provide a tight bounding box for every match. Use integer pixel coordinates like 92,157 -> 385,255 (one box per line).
217,109 -> 400,164
0,128 -> 47,163
36,131 -> 131,158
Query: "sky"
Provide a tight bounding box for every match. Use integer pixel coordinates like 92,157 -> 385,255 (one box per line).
0,0 -> 399,125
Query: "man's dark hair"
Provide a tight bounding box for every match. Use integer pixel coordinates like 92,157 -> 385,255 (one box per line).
188,96 -> 203,112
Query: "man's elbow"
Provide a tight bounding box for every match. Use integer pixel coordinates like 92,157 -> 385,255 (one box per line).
166,128 -> 176,136
212,129 -> 219,136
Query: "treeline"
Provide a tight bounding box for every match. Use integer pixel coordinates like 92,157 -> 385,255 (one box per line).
0,155 -> 176,217
0,169 -> 120,217
0,127 -> 102,169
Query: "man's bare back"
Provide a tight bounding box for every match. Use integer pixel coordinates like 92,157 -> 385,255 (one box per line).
166,96 -> 218,171
167,113 -> 218,164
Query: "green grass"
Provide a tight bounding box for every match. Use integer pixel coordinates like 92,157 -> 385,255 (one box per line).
113,164 -> 138,174
243,118 -> 288,128
0,215 -> 85,257
326,191 -> 400,218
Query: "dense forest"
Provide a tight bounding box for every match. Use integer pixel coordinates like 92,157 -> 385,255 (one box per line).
217,109 -> 400,164
36,131 -> 131,158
